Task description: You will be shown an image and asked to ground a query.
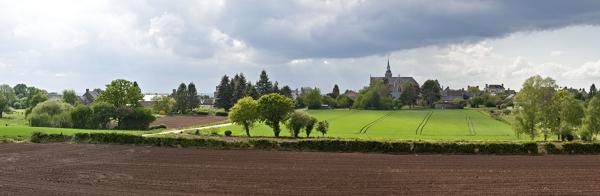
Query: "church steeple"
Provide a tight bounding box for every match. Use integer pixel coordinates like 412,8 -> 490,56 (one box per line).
385,58 -> 392,78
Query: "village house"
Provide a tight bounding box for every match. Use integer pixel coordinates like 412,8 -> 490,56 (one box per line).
369,60 -> 419,98
81,89 -> 102,105
485,84 -> 505,95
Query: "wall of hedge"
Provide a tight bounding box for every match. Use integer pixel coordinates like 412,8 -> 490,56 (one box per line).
30,132 -> 600,155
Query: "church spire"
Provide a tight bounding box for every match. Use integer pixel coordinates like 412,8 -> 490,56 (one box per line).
385,58 -> 392,78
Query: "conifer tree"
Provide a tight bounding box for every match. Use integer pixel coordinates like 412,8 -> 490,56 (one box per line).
175,83 -> 188,113
187,83 -> 199,110
215,75 -> 233,110
256,70 -> 273,96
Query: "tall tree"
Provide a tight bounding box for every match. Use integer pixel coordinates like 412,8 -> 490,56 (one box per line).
0,94 -> 8,118
272,81 -> 280,94
584,94 -> 600,137
513,75 -> 557,140
13,84 -> 28,99
215,75 -> 233,110
245,83 -> 259,99
420,80 -> 441,107
280,85 -> 293,99
230,74 -> 247,105
62,90 -> 79,105
331,84 -> 340,98
304,88 -> 322,109
187,83 -> 199,110
399,82 -> 418,109
589,84 -> 597,100
175,83 -> 188,114
152,95 -> 176,114
94,79 -> 143,108
255,70 -> 273,96
257,93 -> 295,137
352,79 -> 392,110
0,84 -> 16,105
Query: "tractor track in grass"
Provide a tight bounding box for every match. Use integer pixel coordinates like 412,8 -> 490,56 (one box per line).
359,111 -> 394,134
466,116 -> 476,136
415,111 -> 434,135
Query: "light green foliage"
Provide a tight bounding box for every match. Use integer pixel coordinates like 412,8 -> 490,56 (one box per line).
229,97 -> 259,137
62,89 -> 79,105
304,88 -> 322,109
353,79 -> 392,110
335,94 -> 353,108
513,75 -> 557,140
152,95 -> 176,114
305,116 -> 317,137
316,120 -> 329,136
584,95 -> 600,136
286,111 -> 311,137
321,95 -> 337,108
96,79 -> 143,108
28,100 -> 74,128
257,93 -> 295,137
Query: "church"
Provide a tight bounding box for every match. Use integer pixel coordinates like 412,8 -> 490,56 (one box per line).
369,60 -> 419,98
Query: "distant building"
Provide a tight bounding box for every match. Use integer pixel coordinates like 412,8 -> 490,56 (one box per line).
344,90 -> 358,101
485,84 -> 505,95
81,89 -> 101,105
441,87 -> 470,102
370,60 -> 419,98
47,92 -> 62,101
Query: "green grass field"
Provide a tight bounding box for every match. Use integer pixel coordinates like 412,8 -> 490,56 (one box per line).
216,109 -> 520,141
0,110 -> 146,140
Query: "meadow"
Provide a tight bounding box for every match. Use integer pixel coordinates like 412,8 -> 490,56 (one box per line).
216,109 -> 520,141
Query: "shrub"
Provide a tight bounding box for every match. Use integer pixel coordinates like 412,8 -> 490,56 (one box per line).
215,111 -> 229,116
562,143 -> 600,154
91,102 -> 116,129
71,105 -> 94,129
224,130 -> 232,136
149,124 -> 167,130
316,120 -> 329,136
195,111 -> 209,116
116,107 -> 156,130
31,132 -> 72,143
28,100 -> 74,128
544,143 -> 562,154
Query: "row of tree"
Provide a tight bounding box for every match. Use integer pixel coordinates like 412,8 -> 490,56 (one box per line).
351,79 -> 441,110
215,70 -> 293,111
513,75 -> 600,141
228,94 -> 329,137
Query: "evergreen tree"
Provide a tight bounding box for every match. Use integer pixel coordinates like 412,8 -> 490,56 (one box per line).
215,75 -> 233,110
231,74 -> 247,105
175,83 -> 188,113
245,83 -> 259,99
281,85 -> 293,99
331,84 -> 340,98
272,81 -> 280,94
590,84 -> 597,100
187,83 -> 199,110
256,70 -> 273,96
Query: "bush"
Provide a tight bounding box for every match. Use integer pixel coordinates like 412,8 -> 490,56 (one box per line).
562,142 -> 600,154
28,100 -> 74,128
149,124 -> 167,130
31,132 -> 72,143
215,111 -> 229,116
71,105 -> 94,129
224,130 -> 232,136
195,111 -> 209,116
544,143 -> 562,154
116,107 -> 156,130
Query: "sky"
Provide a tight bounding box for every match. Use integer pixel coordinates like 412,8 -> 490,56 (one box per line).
1,0 -> 600,94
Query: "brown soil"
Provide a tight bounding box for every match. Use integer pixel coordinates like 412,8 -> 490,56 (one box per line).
150,115 -> 227,129
2,143 -> 600,195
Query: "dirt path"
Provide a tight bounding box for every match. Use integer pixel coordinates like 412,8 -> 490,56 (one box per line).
2,143 -> 600,195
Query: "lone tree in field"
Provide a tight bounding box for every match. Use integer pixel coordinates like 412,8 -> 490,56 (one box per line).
420,80 -> 441,107
96,79 -> 143,108
215,75 -> 233,111
316,120 -> 329,136
257,93 -> 294,137
229,97 -> 259,137
286,111 -> 310,138
513,75 -> 557,140
256,70 -> 273,96
584,94 -> 600,138
175,83 -> 188,114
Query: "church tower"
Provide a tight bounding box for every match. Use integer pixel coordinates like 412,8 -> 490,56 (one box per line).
385,58 -> 392,78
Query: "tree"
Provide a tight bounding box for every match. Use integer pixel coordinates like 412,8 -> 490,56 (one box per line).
116,107 -> 156,130
256,70 -> 273,96
62,90 -> 79,105
322,95 -> 337,108
280,85 -> 293,99
215,75 -> 233,110
152,96 -> 176,114
513,75 -> 557,140
352,79 -> 392,110
272,81 -> 280,94
187,83 -> 199,110
26,92 -> 48,115
420,80 -> 441,107
229,97 -> 259,137
95,79 -> 143,108
71,105 -> 94,129
331,84 -> 340,98
316,120 -> 329,136
336,94 -> 353,108
28,100 -> 74,128
13,84 -> 28,99
559,93 -> 584,140
0,94 -> 8,118
257,93 -> 295,137
469,96 -> 485,108
245,83 -> 259,99
399,82 -> 418,109
91,102 -> 116,129
304,88 -> 322,109
584,95 -> 600,138
305,116 -> 317,137
175,83 -> 189,113
286,111 -> 310,138
589,84 -> 597,100
230,74 -> 247,105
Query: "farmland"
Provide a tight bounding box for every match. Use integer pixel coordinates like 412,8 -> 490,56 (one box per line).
214,109 -> 518,141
